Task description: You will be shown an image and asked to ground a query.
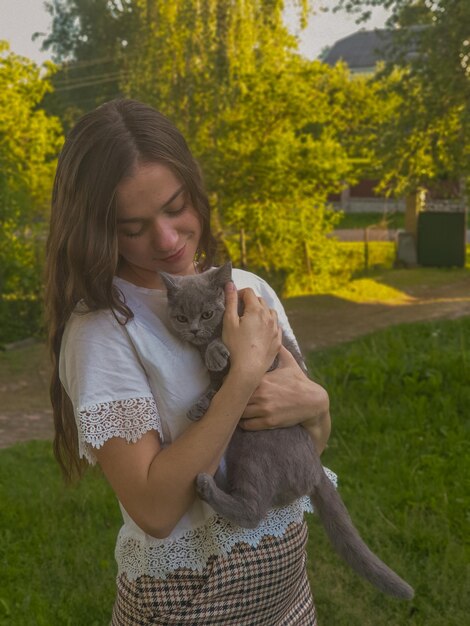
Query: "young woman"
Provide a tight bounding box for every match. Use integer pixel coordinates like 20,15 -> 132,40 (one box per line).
45,98 -> 332,625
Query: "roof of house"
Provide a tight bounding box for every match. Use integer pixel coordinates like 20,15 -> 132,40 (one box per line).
322,27 -> 425,72
322,29 -> 394,71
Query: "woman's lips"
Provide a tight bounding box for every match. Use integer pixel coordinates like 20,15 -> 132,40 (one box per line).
159,245 -> 186,263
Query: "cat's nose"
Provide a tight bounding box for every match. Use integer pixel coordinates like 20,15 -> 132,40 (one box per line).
190,329 -> 199,336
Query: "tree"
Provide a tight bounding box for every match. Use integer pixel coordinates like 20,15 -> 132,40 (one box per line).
35,0 -> 138,128
40,1 -> 382,293
121,1 -> 360,293
333,0 -> 470,196
0,42 -> 63,297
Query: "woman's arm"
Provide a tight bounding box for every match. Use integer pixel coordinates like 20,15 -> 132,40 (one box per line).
94,284 -> 282,539
239,345 -> 331,454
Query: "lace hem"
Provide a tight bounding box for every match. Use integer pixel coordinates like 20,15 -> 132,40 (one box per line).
76,396 -> 162,464
116,498 -> 311,581
116,469 -> 337,581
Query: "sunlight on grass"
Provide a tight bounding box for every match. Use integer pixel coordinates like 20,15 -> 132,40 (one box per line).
332,278 -> 411,303
327,265 -> 470,304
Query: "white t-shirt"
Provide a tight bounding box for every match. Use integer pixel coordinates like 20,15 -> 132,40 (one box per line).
59,268 -> 335,581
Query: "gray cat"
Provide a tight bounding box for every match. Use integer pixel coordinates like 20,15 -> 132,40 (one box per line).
160,262 -> 414,600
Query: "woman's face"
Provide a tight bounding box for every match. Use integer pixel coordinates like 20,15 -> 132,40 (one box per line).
116,162 -> 202,289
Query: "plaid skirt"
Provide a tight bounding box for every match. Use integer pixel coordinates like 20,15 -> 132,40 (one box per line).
111,521 -> 317,625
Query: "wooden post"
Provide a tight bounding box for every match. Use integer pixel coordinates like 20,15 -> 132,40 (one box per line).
364,227 -> 369,273
340,184 -> 351,212
239,228 -> 247,269
405,189 -> 426,237
304,241 -> 312,275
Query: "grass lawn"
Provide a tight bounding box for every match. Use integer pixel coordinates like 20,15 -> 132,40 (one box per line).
1,316 -> 468,624
335,211 -> 405,230
306,318 -> 469,625
0,443 -> 119,625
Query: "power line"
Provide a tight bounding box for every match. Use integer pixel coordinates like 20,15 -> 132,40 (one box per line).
53,70 -> 125,88
53,72 -> 129,92
58,56 -> 118,70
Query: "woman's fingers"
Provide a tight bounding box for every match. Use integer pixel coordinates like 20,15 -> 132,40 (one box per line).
223,281 -> 239,325
223,286 -> 281,378
239,416 -> 277,431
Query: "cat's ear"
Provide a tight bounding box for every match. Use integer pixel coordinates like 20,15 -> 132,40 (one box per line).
159,271 -> 181,294
214,261 -> 232,287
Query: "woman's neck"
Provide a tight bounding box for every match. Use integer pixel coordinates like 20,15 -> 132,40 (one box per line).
117,262 -> 164,290
116,259 -> 200,290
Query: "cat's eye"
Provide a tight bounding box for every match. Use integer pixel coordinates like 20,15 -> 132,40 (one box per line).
201,311 -> 214,320
176,315 -> 188,323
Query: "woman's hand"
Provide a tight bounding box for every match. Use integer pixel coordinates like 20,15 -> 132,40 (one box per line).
222,284 -> 282,383
239,345 -> 331,454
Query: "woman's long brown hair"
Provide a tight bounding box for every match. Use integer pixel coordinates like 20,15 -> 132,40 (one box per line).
45,99 -> 217,482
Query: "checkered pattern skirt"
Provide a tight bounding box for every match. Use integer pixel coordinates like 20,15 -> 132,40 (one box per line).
111,521 -> 317,625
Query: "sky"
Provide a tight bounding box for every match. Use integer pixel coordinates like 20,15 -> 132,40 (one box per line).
0,0 -> 390,65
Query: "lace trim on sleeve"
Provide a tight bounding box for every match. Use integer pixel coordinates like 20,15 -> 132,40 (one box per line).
76,396 -> 163,464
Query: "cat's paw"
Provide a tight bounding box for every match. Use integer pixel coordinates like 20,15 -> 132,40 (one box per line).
186,400 -> 209,422
205,340 -> 230,372
187,390 -> 216,421
187,404 -> 205,421
196,473 -> 215,501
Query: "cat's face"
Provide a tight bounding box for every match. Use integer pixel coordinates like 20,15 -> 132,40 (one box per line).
161,263 -> 232,345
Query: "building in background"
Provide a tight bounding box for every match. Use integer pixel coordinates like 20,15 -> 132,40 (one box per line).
323,29 -> 408,214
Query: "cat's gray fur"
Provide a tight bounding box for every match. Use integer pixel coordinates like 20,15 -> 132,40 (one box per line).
160,262 -> 414,600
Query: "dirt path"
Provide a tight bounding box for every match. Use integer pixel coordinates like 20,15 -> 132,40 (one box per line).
2,275 -> 470,449
287,276 -> 470,353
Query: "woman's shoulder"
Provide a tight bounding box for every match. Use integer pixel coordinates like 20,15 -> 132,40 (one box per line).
231,268 -> 271,292
231,268 -> 280,303
231,267 -> 293,332
64,303 -> 128,346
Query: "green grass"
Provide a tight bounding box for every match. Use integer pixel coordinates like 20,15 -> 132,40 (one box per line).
306,318 -> 469,625
335,211 -> 405,230
1,318 -> 469,624
0,442 -> 119,625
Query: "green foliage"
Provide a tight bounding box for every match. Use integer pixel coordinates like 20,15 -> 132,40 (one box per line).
372,65 -> 467,196
38,1 -> 393,291
0,42 -> 63,300
37,0 -> 138,128
339,240 -> 396,275
0,298 -> 43,346
306,317 -> 470,625
334,0 -> 470,195
120,1 -> 361,289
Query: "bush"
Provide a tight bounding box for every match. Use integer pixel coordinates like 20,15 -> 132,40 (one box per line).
0,297 -> 44,346
340,241 -> 397,275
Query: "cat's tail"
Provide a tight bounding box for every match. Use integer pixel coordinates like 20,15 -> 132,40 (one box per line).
310,473 -> 414,600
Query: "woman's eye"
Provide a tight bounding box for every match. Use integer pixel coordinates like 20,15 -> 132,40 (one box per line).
201,311 -> 214,320
176,315 -> 188,323
167,204 -> 186,216
124,231 -> 143,238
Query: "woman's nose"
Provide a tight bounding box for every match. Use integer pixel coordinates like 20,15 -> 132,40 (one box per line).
152,219 -> 179,251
